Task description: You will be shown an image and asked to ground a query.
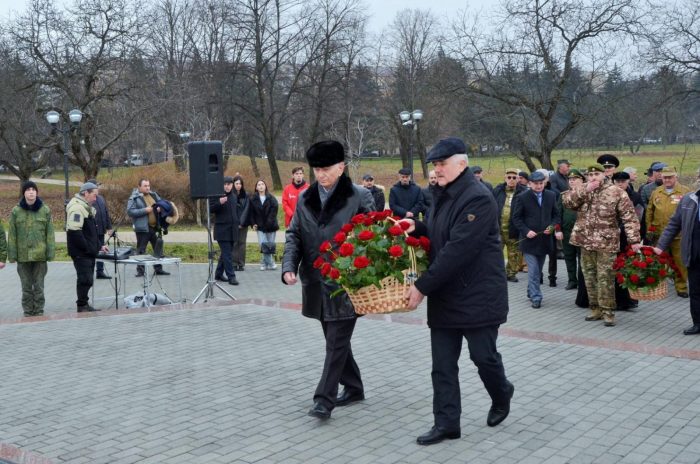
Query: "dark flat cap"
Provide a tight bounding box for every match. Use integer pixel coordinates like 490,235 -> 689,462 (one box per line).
471,165 -> 483,173
362,173 -> 374,181
596,154 -> 619,168
651,162 -> 667,172
612,172 -> 630,181
557,159 -> 571,166
426,137 -> 468,162
529,171 -> 546,182
223,176 -> 234,183
305,140 -> 345,167
398,168 -> 412,176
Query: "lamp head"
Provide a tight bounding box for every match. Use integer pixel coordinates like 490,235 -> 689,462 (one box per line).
68,109 -> 83,126
46,110 -> 60,126
412,109 -> 423,121
399,111 -> 411,122
179,131 -> 190,142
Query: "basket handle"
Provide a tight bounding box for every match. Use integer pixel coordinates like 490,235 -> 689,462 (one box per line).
387,216 -> 418,282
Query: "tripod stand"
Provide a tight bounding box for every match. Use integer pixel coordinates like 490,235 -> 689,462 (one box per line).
193,203 -> 236,303
110,230 -> 120,309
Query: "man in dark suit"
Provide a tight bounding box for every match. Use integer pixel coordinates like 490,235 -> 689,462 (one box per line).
511,171 -> 562,308
406,137 -> 513,445
209,176 -> 240,285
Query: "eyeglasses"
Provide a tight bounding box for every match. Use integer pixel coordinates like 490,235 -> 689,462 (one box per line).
506,176 -> 517,180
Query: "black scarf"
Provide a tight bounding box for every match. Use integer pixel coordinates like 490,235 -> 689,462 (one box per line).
19,197 -> 43,212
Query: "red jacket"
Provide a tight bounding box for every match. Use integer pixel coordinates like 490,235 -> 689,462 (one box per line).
282,181 -> 310,227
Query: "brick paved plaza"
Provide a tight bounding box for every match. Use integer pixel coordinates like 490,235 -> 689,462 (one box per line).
1,261 -> 699,463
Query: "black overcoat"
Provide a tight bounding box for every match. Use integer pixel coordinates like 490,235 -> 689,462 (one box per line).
511,189 -> 560,256
249,194 -> 279,232
282,174 -> 375,321
209,192 -> 240,243
414,168 -> 508,329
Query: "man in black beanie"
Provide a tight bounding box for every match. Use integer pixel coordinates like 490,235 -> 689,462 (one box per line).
282,140 -> 376,419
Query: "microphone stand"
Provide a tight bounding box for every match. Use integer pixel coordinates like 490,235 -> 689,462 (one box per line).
111,230 -> 120,309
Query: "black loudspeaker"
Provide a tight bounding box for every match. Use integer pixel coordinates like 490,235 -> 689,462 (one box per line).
188,141 -> 225,199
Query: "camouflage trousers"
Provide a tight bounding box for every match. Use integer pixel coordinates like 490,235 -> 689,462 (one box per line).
581,249 -> 616,312
17,261 -> 48,316
500,231 -> 523,278
669,239 -> 688,293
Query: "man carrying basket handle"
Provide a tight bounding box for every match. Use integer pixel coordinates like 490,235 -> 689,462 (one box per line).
281,140 -> 376,420
404,137 -> 514,445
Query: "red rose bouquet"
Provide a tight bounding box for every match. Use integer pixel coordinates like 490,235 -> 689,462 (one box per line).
314,210 -> 431,313
612,245 -> 679,300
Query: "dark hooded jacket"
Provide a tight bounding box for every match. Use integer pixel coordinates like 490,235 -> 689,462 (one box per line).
282,174 -> 375,321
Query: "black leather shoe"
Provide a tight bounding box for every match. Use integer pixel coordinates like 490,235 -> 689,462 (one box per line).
77,305 -> 101,313
549,280 -> 557,288
215,274 -> 227,282
416,426 -> 460,446
683,325 -> 700,335
487,381 -> 514,427
308,402 -> 331,419
155,270 -> 171,276
135,272 -> 144,278
507,276 -> 518,283
228,277 -> 239,286
336,390 -> 364,407
237,266 -> 245,271
95,272 -> 112,279
531,301 -> 541,309
678,292 -> 689,298
565,282 -> 577,290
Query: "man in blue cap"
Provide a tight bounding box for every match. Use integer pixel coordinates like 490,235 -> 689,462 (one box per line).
640,162 -> 667,207
405,136 -> 513,445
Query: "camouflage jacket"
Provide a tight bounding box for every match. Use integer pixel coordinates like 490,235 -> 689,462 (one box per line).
562,179 -> 641,252
8,199 -> 55,263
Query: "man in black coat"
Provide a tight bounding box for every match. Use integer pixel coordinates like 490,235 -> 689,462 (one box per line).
209,176 -> 240,285
548,159 -> 571,194
282,140 -> 375,420
511,171 -> 562,308
406,137 -> 513,446
87,179 -> 113,279
389,168 -> 425,218
421,169 -> 438,216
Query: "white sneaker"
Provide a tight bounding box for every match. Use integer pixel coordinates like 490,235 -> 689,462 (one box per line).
269,264 -> 278,270
260,265 -> 266,271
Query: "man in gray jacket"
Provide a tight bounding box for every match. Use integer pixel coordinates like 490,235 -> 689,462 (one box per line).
126,178 -> 169,276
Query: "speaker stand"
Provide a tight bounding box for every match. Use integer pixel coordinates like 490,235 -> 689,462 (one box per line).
193,202 -> 236,303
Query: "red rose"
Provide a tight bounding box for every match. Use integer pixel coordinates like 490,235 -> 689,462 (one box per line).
339,242 -> 354,257
334,232 -> 347,245
627,250 -> 636,257
353,256 -> 370,269
388,245 -> 404,257
554,224 -> 561,231
313,257 -> 325,269
645,257 -> 653,264
329,268 -> 341,280
630,274 -> 640,284
321,263 -> 332,276
637,262 -> 647,269
642,248 -> 653,256
648,225 -> 657,232
646,277 -> 656,284
420,236 -> 431,252
363,217 -> 375,226
341,224 -> 354,234
319,240 -> 332,253
616,273 -> 625,284
358,230 -> 375,241
659,258 -> 667,264
659,269 -> 667,277
406,236 -> 421,247
398,221 -> 411,231
351,214 -> 366,224
388,225 -> 403,236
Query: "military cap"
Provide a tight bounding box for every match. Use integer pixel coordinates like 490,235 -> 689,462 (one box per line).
557,159 -> 571,166
362,173 -> 374,181
398,167 -> 412,176
660,166 -> 677,176
471,165 -> 483,173
223,176 -> 234,183
305,140 -> 345,167
79,182 -> 99,193
612,172 -> 630,181
587,164 -> 605,173
518,172 -> 529,180
651,162 -> 668,172
567,169 -> 584,179
596,154 -> 619,168
426,137 -> 469,162
505,168 -> 518,175
529,171 -> 546,182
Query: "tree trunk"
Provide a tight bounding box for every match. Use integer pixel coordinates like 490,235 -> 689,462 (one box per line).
264,140 -> 282,191
248,153 -> 260,178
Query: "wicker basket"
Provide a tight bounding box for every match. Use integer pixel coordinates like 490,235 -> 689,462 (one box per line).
629,280 -> 668,301
346,270 -> 416,315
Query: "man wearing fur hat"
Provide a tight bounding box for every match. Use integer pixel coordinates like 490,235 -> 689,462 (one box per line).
66,182 -> 109,312
282,140 -> 376,420
8,181 -> 55,316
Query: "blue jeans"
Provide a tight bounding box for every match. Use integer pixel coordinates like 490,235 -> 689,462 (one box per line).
524,253 -> 546,304
257,231 -> 276,267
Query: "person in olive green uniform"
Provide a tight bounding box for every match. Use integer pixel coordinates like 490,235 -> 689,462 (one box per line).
8,181 -> 55,316
645,167 -> 692,297
560,169 -> 584,290
492,168 -> 526,282
0,223 -> 7,271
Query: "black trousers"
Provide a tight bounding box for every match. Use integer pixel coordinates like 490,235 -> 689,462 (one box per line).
430,326 -> 510,430
688,264 -> 700,325
136,227 -> 163,273
72,256 -> 95,307
314,318 -> 363,409
215,240 -> 236,279
95,234 -> 106,273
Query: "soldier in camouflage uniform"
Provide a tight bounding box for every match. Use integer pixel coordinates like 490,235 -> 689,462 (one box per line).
492,168 -> 526,282
645,167 -> 692,297
562,165 -> 642,327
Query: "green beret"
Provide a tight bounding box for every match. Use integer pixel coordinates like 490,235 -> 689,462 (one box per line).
587,164 -> 605,173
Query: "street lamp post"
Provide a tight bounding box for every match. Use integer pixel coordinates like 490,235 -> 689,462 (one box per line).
399,109 -> 423,173
46,109 -> 83,208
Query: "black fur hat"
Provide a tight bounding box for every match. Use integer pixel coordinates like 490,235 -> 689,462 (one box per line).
305,140 -> 345,167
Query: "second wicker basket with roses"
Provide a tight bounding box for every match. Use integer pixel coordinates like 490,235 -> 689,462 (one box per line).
313,210 -> 430,314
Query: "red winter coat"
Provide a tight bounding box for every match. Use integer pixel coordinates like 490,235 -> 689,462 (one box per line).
281,181 -> 310,227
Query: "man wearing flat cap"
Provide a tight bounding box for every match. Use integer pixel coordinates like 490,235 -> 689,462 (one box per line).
472,166 -> 493,191
640,162 -> 667,207
563,164 -> 642,327
362,173 -> 385,211
492,168 -> 526,282
209,176 -> 241,286
646,167 -> 691,297
389,167 -> 425,218
66,182 -> 109,312
549,159 -> 571,194
282,140 -> 375,420
405,136 -> 513,445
